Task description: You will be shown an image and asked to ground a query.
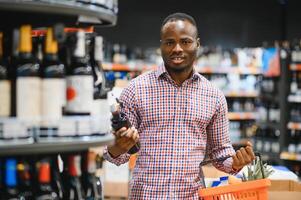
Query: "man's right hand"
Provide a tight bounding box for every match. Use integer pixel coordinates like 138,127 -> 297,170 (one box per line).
108,127 -> 139,158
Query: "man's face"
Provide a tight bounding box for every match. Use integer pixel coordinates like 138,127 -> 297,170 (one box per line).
160,20 -> 199,72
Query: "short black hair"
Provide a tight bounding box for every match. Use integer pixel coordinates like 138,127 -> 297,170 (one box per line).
161,12 -> 198,36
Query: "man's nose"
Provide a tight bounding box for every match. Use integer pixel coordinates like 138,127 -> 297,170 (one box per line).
172,43 -> 183,52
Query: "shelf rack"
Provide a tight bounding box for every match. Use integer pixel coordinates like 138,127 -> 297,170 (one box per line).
0,0 -> 117,28
0,134 -> 114,156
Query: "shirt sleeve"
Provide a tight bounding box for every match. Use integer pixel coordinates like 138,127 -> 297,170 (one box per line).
103,80 -> 140,166
206,90 -> 237,174
103,146 -> 131,166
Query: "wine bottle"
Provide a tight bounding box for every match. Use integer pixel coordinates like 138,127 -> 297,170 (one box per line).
51,155 -> 64,200
35,159 -> 58,200
0,32 -> 11,117
65,30 -> 93,116
90,35 -> 110,134
3,158 -> 19,200
64,154 -> 84,200
17,160 -> 33,199
16,25 -> 41,126
81,151 -> 102,200
40,28 -> 65,137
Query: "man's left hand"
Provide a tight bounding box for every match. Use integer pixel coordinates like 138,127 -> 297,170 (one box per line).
232,141 -> 256,171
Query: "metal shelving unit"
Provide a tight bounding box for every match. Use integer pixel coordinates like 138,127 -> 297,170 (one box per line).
0,134 -> 114,156
0,0 -> 118,28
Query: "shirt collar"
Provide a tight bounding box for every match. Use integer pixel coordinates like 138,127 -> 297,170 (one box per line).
155,62 -> 202,81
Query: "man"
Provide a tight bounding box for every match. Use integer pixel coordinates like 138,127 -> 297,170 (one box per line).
103,12 -> 255,199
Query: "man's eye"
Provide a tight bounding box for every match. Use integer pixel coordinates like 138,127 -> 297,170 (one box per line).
182,40 -> 192,45
166,41 -> 174,46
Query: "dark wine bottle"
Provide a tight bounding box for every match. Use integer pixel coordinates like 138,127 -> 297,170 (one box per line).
35,159 -> 58,200
40,27 -> 65,137
65,30 -> 93,116
16,25 -> 41,127
64,154 -> 84,200
0,32 -> 11,117
17,160 -> 33,199
82,151 -> 102,200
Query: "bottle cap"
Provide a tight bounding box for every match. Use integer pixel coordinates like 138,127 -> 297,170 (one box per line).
68,155 -> 82,177
73,30 -> 85,58
5,159 -> 17,187
45,28 -> 58,54
39,162 -> 51,183
19,25 -> 32,53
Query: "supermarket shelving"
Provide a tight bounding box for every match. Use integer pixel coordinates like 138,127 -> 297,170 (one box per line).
0,0 -> 117,28
0,134 -> 114,156
280,151 -> 301,162
287,122 -> 301,130
228,112 -> 257,121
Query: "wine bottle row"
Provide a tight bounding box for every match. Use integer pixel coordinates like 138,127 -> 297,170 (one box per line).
254,127 -> 280,154
227,98 -> 255,113
0,25 -> 110,140
0,151 -> 103,200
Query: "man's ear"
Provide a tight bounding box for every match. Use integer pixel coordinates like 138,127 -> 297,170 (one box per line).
197,38 -> 200,48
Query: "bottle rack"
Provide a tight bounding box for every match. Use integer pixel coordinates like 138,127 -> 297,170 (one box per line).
254,74 -> 282,164
0,0 -> 118,28
280,45 -> 301,170
0,0 -> 117,156
199,69 -> 260,149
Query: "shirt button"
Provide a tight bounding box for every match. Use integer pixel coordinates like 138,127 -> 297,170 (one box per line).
170,192 -> 176,199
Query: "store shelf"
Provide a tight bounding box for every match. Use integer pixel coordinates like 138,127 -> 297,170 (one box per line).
102,63 -> 157,72
0,134 -> 114,156
197,66 -> 262,75
280,151 -> 301,162
258,93 -> 279,102
287,122 -> 301,130
224,91 -> 258,98
0,0 -> 117,27
290,63 -> 301,71
288,95 -> 301,103
228,112 -> 257,120
256,121 -> 280,129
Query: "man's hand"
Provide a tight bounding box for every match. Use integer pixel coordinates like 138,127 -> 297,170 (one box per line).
232,141 -> 255,171
108,127 -> 139,158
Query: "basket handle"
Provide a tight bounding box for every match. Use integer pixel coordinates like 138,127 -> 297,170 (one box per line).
198,152 -> 265,188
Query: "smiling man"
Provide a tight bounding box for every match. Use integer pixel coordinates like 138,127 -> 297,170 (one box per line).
104,13 -> 255,199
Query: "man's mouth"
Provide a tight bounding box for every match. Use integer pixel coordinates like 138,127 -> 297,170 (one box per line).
170,56 -> 185,64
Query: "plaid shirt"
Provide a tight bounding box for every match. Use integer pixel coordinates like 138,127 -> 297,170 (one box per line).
103,64 -> 236,200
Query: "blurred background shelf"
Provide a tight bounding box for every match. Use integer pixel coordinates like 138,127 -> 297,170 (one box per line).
290,64 -> 301,71
287,122 -> 301,130
0,0 -> 118,28
288,95 -> 301,103
0,134 -> 114,156
228,112 -> 257,121
280,152 -> 301,162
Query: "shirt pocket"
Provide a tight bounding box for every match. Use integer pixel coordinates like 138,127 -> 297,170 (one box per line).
184,95 -> 214,136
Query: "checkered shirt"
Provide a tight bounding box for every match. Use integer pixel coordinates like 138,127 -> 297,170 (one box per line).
103,64 -> 236,200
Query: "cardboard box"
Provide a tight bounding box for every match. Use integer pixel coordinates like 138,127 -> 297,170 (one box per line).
103,161 -> 129,198
269,180 -> 301,200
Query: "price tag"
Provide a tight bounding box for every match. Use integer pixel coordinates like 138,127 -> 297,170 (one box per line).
0,118 -> 29,139
58,117 -> 77,137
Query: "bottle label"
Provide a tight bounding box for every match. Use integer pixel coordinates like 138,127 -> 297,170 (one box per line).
66,75 -> 93,114
0,80 -> 11,117
41,78 -> 66,127
17,77 -> 41,125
